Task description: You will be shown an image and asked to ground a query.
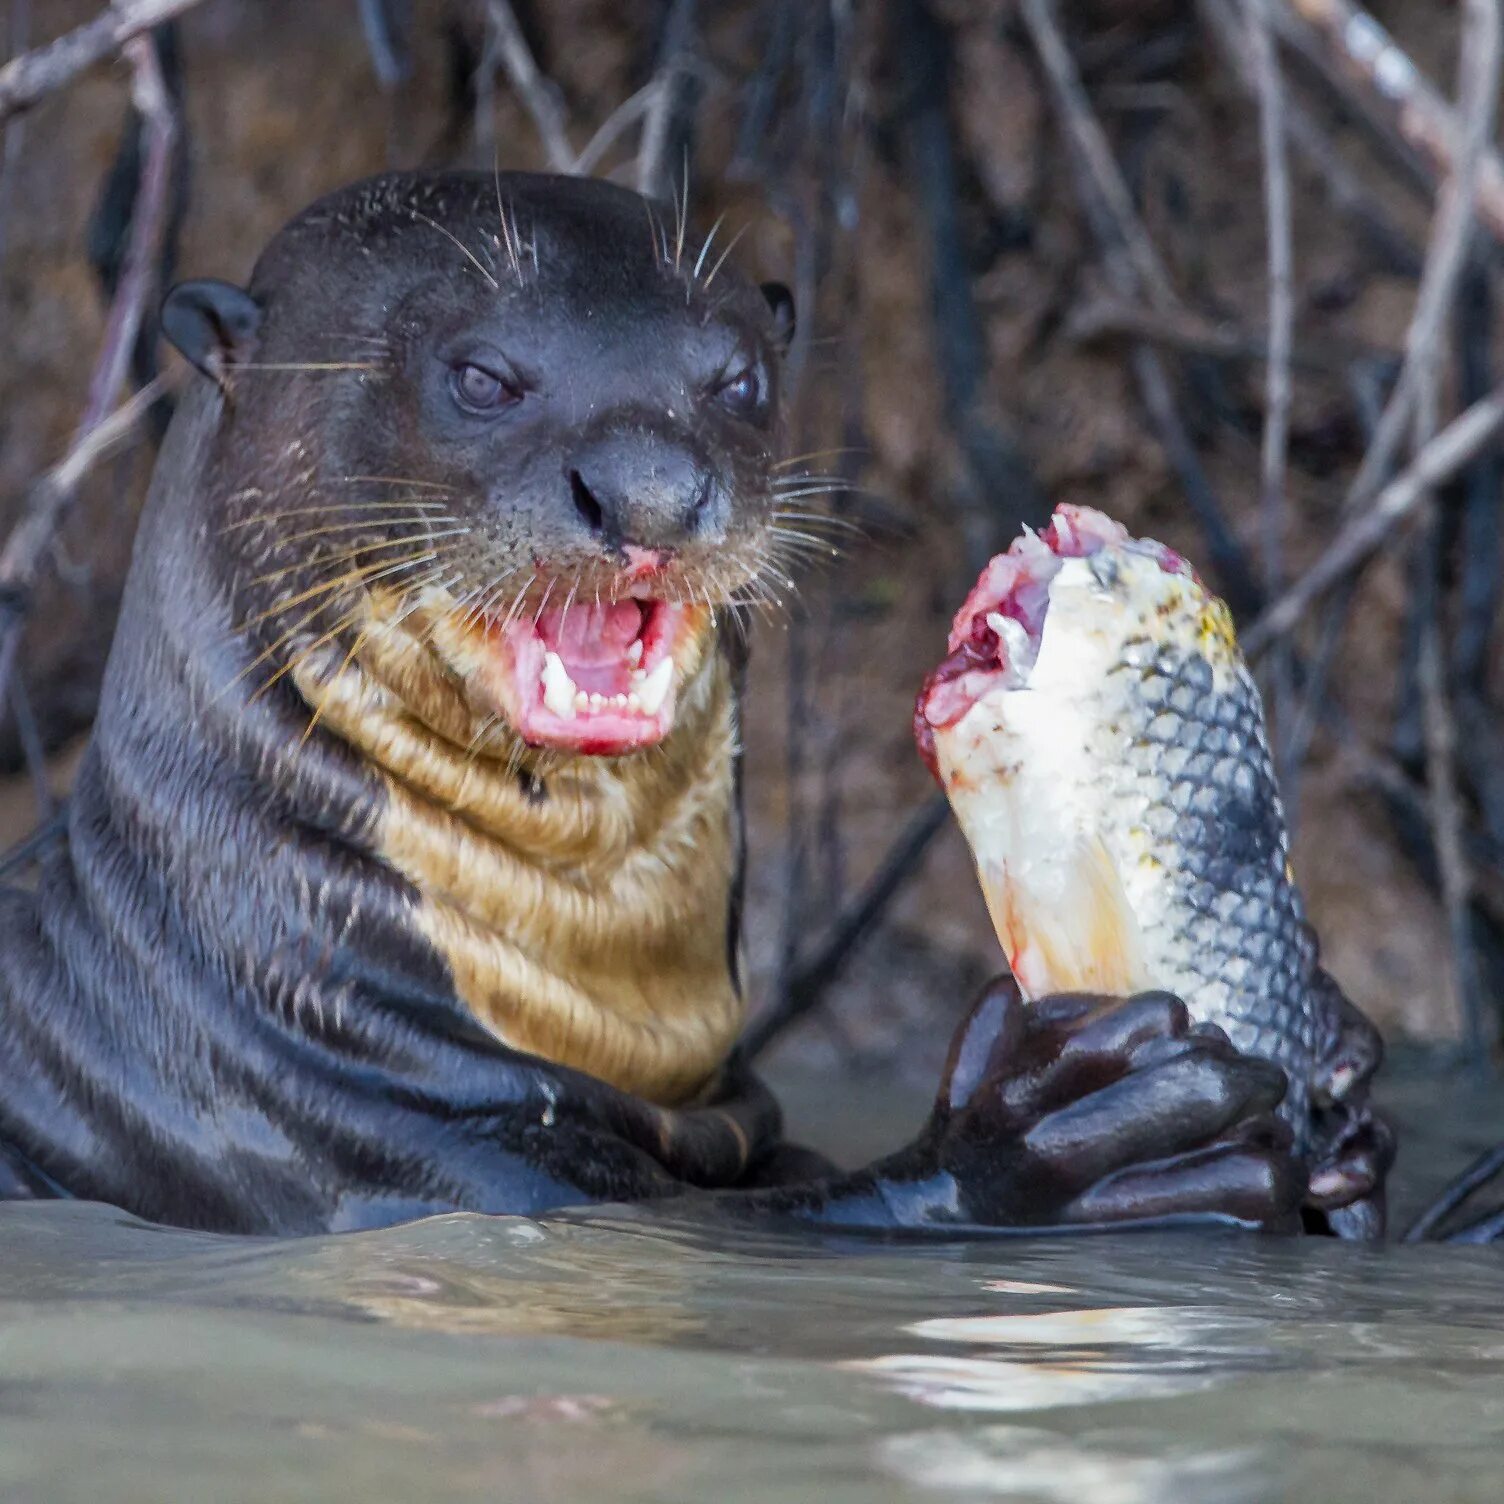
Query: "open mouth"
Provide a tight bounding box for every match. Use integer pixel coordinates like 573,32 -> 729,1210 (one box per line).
914,504 -> 1192,777
474,598 -> 708,755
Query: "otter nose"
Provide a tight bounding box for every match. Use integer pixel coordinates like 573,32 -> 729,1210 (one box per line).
567,432 -> 713,551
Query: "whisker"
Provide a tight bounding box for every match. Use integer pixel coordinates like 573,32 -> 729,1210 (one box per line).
408,208 -> 501,293
772,510 -> 867,535
673,153 -> 689,273
773,448 -> 865,470
223,500 -> 453,533
531,578 -> 558,624
246,530 -> 466,590
330,475 -> 457,492
692,211 -> 727,282
469,567 -> 529,627
241,552 -> 442,628
248,612 -> 363,705
244,515 -> 461,549
223,600 -> 356,698
644,201 -> 668,266
495,166 -> 523,282
557,579 -> 580,640
300,625 -> 374,746
499,575 -> 540,630
703,223 -> 751,288
232,362 -> 381,373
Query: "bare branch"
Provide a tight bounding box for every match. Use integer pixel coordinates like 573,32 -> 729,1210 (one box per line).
1245,0 -> 1296,759
1412,0 -> 1502,1057
1019,0 -> 1179,313
1064,294 -> 1390,372
1199,0 -> 1422,275
0,34 -> 178,714
1275,0 -> 1504,244
573,80 -> 663,177
481,0 -> 573,174
1022,0 -> 1262,616
1243,382 -> 1504,655
635,0 -> 697,202
0,0 -> 203,125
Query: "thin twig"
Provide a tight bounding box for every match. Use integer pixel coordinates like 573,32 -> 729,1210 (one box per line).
747,794 -> 952,1060
0,0 -> 203,124
1064,294 -> 1389,372
482,0 -> 573,174
1245,0 -> 1296,765
0,373 -> 171,712
1245,382 -> 1504,655
0,35 -> 176,715
0,804 -> 65,881
355,0 -> 411,90
903,0 -> 1044,562
9,674 -> 52,823
1022,0 -> 1262,617
1199,0 -> 1422,275
635,0 -> 697,201
572,80 -> 663,176
1404,1140 -> 1504,1241
1414,0 -> 1501,1059
1453,265 -> 1502,693
0,0 -> 31,266
1020,0 -> 1178,313
1274,0 -> 1504,244
1253,0 -> 1500,665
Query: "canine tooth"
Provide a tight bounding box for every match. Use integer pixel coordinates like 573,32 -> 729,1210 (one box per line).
626,640 -> 643,666
541,652 -> 577,720
638,657 -> 673,716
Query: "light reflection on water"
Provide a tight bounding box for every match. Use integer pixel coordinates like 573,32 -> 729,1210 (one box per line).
0,1069 -> 1501,1503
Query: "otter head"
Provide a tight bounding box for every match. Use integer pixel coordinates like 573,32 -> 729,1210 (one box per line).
163,171 -> 795,759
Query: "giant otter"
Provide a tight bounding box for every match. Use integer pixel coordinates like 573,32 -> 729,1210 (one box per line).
0,172 -> 1324,1235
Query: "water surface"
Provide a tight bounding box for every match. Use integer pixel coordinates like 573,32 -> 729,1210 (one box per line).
1,1066 -> 1500,1503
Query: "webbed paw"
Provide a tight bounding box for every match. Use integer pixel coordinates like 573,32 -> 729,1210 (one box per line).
913,978 -> 1305,1232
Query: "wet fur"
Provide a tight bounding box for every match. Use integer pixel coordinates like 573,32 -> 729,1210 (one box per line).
0,173 -> 786,1230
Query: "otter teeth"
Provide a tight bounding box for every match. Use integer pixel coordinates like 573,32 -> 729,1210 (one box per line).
626,639 -> 644,667
637,657 -> 673,716
541,651 -> 578,720
543,650 -> 669,720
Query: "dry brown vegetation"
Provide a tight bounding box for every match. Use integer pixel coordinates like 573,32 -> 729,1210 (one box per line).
2,0 -> 1502,1084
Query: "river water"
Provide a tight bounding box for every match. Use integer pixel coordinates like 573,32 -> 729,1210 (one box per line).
1,1065 -> 1501,1503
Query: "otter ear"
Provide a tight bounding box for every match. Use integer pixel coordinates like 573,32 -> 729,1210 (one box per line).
161,279 -> 263,382
761,282 -> 795,353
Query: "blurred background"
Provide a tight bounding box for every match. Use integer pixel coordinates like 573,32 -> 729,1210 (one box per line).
0,0 -> 1496,1089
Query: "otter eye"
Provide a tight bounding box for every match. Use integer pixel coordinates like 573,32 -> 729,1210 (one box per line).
714,364 -> 762,418
450,361 -> 519,414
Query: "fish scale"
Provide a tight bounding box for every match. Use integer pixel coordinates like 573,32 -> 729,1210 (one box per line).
1110,636 -> 1332,1141
918,507 -> 1347,1159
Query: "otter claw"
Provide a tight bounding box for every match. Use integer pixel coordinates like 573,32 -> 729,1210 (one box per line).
1301,970 -> 1391,1238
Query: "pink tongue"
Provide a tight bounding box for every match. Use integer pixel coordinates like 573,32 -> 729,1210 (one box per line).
538,602 -> 645,667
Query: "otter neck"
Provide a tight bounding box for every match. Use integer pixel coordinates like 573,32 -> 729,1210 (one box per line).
290,615 -> 743,1106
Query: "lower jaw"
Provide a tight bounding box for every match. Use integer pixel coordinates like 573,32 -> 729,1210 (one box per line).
432,598 -> 715,757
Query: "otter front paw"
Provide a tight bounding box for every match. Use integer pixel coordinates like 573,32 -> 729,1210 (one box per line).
907,978 -> 1304,1232
1305,969 -> 1394,1238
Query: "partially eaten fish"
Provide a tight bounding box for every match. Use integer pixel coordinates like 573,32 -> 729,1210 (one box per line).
915,506 -> 1389,1223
